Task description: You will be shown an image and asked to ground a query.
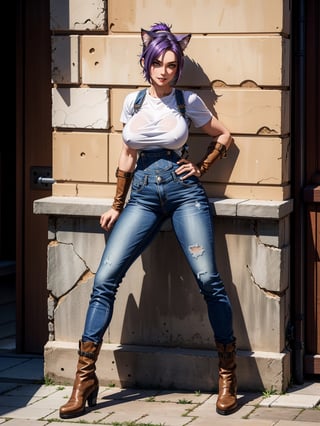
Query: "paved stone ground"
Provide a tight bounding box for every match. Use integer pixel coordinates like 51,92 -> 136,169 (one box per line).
0,354 -> 319,425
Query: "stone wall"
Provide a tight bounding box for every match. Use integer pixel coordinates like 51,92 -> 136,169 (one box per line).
34,0 -> 293,392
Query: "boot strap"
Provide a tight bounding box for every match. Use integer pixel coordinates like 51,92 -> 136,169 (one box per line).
78,350 -> 96,359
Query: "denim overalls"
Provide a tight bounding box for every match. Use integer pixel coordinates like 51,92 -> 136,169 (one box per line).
82,149 -> 234,345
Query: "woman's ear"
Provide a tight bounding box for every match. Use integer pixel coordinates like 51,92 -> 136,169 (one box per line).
178,34 -> 191,51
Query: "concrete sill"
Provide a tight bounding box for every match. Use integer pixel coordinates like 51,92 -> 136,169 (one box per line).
33,196 -> 293,219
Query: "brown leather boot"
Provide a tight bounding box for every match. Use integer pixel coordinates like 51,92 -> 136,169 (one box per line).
215,340 -> 238,415
59,340 -> 102,419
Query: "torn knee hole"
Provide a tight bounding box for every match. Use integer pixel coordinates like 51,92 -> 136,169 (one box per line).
188,244 -> 205,257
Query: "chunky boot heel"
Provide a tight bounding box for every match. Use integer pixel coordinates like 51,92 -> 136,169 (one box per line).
59,340 -> 102,419
87,387 -> 99,407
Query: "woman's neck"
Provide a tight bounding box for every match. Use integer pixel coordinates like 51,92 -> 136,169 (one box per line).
148,85 -> 173,98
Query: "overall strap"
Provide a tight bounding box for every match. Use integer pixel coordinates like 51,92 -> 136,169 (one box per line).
175,89 -> 189,158
174,89 -> 186,118
133,88 -> 147,114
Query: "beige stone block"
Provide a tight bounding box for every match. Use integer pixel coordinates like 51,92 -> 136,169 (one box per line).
182,36 -> 290,87
108,0 -> 290,35
254,218 -> 289,248
52,35 -> 79,84
34,196 -> 113,216
215,218 -> 290,352
56,216 -> 106,273
52,182 -> 78,196
47,243 -> 87,298
237,200 -> 293,219
52,88 -> 109,129
247,237 -> 289,292
81,35 -> 289,87
50,0 -> 106,31
190,136 -> 290,185
54,275 -> 94,341
108,133 -> 124,181
110,88 -> 142,131
53,132 -> 109,182
44,341 -> 291,392
77,184 -> 115,199
205,88 -> 290,135
81,35 -> 140,85
111,88 -> 289,135
204,183 -> 291,201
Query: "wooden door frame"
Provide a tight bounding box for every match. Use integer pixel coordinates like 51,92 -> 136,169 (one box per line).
291,0 -> 320,380
16,0 -> 52,353
303,0 -> 320,375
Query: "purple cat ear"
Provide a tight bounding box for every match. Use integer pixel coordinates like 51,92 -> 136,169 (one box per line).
176,33 -> 192,51
141,28 -> 191,51
141,29 -> 154,47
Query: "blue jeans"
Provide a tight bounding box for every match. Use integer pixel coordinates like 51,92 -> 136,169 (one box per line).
82,149 -> 235,345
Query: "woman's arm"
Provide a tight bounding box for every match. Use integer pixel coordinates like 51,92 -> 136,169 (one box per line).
195,117 -> 233,176
100,143 -> 137,231
200,116 -> 232,150
118,142 -> 138,172
176,116 -> 233,179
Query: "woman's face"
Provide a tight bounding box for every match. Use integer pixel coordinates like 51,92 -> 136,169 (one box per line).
149,50 -> 178,87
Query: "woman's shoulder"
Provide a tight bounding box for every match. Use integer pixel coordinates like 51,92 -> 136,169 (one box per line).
177,89 -> 212,125
178,89 -> 199,103
124,90 -> 142,104
122,90 -> 145,115
178,89 -> 204,108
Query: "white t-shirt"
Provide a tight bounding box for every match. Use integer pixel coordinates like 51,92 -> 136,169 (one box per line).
121,89 -> 212,151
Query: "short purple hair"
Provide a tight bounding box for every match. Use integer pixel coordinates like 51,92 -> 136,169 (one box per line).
140,23 -> 191,85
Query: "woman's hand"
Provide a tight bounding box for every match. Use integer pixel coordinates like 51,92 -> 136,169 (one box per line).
175,158 -> 201,179
100,208 -> 121,232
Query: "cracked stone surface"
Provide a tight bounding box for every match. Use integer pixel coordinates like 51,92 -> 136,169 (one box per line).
47,242 -> 88,298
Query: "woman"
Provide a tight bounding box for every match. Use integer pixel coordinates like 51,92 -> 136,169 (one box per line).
59,22 -> 237,419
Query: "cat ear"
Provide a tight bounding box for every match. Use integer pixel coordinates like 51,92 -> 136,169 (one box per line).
141,28 -> 191,51
141,29 -> 154,48
177,33 -> 191,51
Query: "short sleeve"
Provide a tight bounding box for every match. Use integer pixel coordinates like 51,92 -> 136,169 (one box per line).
184,91 -> 213,128
120,91 -> 139,124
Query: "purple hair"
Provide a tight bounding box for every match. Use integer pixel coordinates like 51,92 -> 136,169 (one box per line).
140,23 -> 191,85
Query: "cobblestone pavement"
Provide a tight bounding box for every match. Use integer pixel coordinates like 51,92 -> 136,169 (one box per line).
0,353 -> 319,425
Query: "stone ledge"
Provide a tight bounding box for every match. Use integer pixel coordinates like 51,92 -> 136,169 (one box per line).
34,196 -> 293,219
44,340 -> 290,393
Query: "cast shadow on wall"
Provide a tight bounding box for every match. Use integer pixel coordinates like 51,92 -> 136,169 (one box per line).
181,57 -> 240,190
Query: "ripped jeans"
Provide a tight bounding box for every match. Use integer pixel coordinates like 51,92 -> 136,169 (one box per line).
82,149 -> 235,345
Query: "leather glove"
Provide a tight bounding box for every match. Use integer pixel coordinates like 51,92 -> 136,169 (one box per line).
197,141 -> 227,176
111,168 -> 133,211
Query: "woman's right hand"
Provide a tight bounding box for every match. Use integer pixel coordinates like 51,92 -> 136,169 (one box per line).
100,208 -> 121,231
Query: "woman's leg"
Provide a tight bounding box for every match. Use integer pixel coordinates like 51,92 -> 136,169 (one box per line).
60,179 -> 165,419
171,189 -> 237,415
82,202 -> 164,343
171,197 -> 234,344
